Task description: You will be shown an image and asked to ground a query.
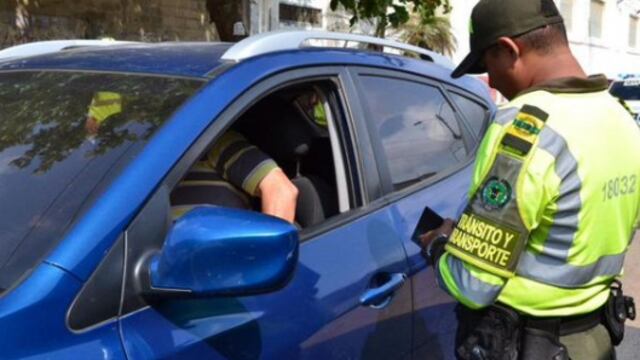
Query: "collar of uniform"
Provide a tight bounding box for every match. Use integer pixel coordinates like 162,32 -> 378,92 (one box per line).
516,74 -> 609,97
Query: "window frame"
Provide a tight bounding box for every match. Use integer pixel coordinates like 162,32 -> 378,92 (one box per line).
589,0 -> 605,40
445,88 -> 491,142
159,66 -> 395,244
629,15 -> 639,49
559,0 -> 574,35
348,66 -> 480,199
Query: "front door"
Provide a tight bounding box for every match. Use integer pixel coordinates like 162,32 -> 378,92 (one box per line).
117,67 -> 413,359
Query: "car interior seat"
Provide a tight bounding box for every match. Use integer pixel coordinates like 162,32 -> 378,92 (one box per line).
236,95 -> 337,228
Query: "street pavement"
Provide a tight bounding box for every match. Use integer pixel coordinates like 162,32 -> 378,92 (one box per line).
617,231 -> 639,359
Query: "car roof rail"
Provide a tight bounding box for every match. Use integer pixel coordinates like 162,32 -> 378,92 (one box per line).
221,30 -> 454,68
0,39 -> 138,60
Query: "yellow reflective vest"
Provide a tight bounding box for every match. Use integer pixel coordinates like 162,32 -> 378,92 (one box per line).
88,91 -> 122,124
437,75 -> 640,317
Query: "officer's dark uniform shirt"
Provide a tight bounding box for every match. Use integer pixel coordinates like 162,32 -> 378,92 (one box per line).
171,131 -> 278,219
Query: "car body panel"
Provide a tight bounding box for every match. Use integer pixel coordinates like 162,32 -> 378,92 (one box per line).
0,42 -> 231,78
0,39 -> 139,61
120,207 -> 412,359
609,77 -> 640,124
0,262 -> 125,359
45,48 -> 490,282
390,166 -> 474,360
0,41 -> 495,359
343,65 -> 487,359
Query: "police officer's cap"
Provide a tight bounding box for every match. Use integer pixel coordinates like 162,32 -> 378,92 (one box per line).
451,0 -> 564,79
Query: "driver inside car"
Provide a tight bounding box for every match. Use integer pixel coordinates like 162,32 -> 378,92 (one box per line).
170,130 -> 298,223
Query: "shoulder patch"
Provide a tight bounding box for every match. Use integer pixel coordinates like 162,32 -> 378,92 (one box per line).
500,104 -> 548,156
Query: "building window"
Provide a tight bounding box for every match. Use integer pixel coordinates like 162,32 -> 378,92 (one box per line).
559,0 -> 573,33
279,3 -> 322,27
630,16 -> 639,48
589,0 -> 604,39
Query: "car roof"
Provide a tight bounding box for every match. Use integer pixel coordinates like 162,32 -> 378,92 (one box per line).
0,38 -> 490,102
0,39 -> 139,60
0,42 -> 233,78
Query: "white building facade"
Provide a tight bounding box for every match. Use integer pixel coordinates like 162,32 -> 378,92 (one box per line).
450,0 -> 640,79
249,0 -> 353,34
250,0 -> 640,79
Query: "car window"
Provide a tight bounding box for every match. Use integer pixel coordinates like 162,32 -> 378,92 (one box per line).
450,92 -> 489,138
610,80 -> 640,100
0,71 -> 201,293
358,75 -> 467,191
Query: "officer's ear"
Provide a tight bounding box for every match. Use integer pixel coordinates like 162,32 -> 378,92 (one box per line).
495,37 -> 521,62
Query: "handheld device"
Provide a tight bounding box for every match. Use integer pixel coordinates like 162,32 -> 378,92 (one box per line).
411,207 -> 444,245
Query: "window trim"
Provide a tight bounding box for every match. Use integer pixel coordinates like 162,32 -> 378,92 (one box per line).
348,66 -> 479,198
445,89 -> 491,144
160,66 -> 382,243
317,89 -> 350,213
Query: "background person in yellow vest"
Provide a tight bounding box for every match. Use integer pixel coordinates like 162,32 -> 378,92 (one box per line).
85,91 -> 123,138
419,1 -> 640,359
83,91 -> 298,223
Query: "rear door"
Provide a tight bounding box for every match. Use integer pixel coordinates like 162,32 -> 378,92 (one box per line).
117,66 -> 414,359
349,68 -> 491,359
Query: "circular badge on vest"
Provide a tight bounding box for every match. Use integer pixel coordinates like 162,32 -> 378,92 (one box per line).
481,177 -> 512,210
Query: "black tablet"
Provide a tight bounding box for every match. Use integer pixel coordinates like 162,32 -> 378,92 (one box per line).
411,207 -> 444,245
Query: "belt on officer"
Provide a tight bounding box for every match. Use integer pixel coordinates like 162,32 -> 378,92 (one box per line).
522,307 -> 602,337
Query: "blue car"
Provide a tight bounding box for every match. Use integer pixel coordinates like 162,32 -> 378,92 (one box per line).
0,31 -> 494,359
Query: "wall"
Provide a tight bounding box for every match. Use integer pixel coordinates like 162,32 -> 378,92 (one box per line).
0,0 -> 219,49
564,0 -> 640,78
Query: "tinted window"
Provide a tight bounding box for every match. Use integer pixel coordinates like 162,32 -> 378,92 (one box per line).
0,71 -> 201,292
359,76 -> 467,190
450,93 -> 488,137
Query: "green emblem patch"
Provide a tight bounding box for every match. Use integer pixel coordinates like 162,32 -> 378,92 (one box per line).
513,118 -> 540,135
481,177 -> 512,210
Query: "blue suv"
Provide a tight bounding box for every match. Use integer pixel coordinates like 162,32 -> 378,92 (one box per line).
0,31 -> 494,359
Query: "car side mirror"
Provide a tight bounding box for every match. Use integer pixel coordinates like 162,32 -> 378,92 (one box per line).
139,206 -> 298,298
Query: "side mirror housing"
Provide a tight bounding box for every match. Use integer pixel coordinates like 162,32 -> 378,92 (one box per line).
144,206 -> 298,297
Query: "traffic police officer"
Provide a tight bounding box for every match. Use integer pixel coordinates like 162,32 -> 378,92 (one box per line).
420,0 -> 640,359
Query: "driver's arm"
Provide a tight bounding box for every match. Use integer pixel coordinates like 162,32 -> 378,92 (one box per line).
256,167 -> 298,223
208,131 -> 298,223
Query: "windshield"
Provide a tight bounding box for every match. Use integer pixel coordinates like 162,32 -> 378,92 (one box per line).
0,71 -> 202,292
610,80 -> 640,101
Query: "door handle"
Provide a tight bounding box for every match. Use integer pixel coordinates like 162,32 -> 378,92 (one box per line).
359,273 -> 407,308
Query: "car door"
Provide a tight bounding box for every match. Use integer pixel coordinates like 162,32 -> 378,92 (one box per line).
117,66 -> 414,360
349,68 -> 492,360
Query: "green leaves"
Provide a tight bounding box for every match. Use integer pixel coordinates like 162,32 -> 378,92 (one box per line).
389,5 -> 409,28
332,0 -> 451,35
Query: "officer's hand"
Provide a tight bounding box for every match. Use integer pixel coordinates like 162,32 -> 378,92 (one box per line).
418,218 -> 455,249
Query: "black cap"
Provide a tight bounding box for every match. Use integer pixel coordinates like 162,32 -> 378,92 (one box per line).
451,0 -> 564,78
